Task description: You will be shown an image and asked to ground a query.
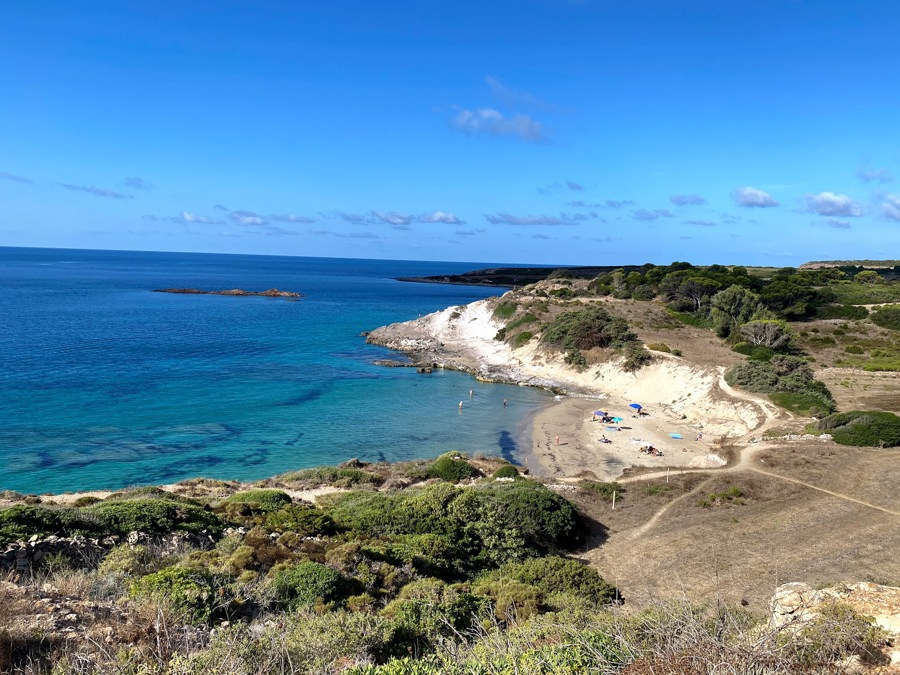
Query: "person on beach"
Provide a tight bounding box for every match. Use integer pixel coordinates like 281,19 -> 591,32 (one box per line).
555,434 -> 560,446
695,431 -> 703,441
503,398 -> 508,407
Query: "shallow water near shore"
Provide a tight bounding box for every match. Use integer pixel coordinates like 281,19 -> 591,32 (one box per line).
0,247 -> 554,493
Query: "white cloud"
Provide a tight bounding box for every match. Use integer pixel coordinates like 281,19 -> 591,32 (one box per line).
732,186 -> 779,208
230,210 -> 268,226
632,208 -> 674,221
803,192 -> 864,217
179,211 -> 225,225
418,211 -> 464,224
60,183 -> 132,199
856,167 -> 893,183
0,171 -> 33,184
670,194 -> 707,206
882,194 -> 900,221
484,212 -> 566,225
450,107 -> 547,143
124,176 -> 150,189
270,213 -> 316,223
683,219 -> 717,227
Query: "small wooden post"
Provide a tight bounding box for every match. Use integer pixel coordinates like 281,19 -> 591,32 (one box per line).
611,490 -> 616,510
666,468 -> 670,483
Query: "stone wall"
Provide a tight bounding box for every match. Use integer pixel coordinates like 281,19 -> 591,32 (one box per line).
1,531 -> 216,575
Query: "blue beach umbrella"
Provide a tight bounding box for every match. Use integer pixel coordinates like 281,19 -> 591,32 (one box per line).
629,403 -> 642,410
593,410 -> 607,416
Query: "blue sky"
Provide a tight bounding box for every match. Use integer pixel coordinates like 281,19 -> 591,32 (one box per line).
1,1 -> 898,266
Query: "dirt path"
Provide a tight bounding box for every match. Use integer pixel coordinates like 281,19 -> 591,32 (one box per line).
617,441 -> 900,541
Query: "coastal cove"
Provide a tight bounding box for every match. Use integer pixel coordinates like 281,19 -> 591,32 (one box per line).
0,248 -> 555,494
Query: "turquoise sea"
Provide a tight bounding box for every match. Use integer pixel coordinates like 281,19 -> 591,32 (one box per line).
0,247 -> 554,494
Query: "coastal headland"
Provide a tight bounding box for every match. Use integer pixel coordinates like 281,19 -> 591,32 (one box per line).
366,289 -> 778,480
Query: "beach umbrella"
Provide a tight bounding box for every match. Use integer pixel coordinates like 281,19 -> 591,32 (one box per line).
593,410 -> 607,416
629,403 -> 642,410
611,416 -> 623,423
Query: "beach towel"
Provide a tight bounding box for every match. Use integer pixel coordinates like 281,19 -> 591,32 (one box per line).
669,433 -> 683,439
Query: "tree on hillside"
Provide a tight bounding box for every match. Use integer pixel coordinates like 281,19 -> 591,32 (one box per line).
854,270 -> 883,285
739,319 -> 791,349
710,285 -> 764,338
658,271 -> 721,312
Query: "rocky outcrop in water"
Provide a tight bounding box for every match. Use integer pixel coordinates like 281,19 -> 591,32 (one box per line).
153,288 -> 302,297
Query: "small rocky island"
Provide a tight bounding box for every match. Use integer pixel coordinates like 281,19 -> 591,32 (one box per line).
153,288 -> 302,297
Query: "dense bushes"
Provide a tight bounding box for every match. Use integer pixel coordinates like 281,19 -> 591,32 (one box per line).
542,307 -> 636,352
270,560 -> 351,610
816,410 -> 900,447
0,505 -> 101,545
221,489 -> 292,513
725,355 -> 836,416
813,303 -> 869,320
491,464 -> 519,479
0,496 -> 225,545
278,466 -> 383,488
325,480 -> 582,576
425,454 -> 477,482
871,305 -> 900,330
130,566 -> 221,623
88,497 -> 225,536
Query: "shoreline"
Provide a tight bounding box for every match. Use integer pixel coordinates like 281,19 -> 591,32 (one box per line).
367,295 -> 776,480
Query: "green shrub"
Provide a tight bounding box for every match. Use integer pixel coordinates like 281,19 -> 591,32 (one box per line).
221,489 -> 292,513
0,505 -> 102,545
326,480 -> 582,575
493,556 -> 617,603
384,578 -> 486,653
786,601 -> 888,666
97,543 -> 155,578
645,484 -> 672,496
732,342 -> 774,361
505,312 -> 537,332
667,309 -> 714,329
564,348 -> 587,369
130,566 -> 220,623
87,498 -> 225,536
472,578 -> 545,622
871,305 -> 900,330
270,560 -> 350,610
510,331 -> 533,348
492,301 -> 517,321
426,454 -> 477,482
264,504 -> 338,536
72,495 -> 102,508
646,342 -> 670,353
104,486 -> 198,504
622,343 -> 652,372
813,304 -> 869,320
278,466 -> 383,488
491,465 -> 519,479
542,307 -> 637,352
699,486 -> 744,508
725,356 -> 835,416
769,392 -> 833,416
844,344 -> 864,354
578,481 -> 621,501
816,410 -> 900,447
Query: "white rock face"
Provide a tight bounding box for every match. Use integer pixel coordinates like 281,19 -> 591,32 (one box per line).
770,581 -> 900,669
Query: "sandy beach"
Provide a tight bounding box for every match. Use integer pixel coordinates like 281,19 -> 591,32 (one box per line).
367,294 -> 778,480
526,396 -> 724,480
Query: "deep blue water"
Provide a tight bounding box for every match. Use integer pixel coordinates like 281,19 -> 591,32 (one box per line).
0,247 -> 553,494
